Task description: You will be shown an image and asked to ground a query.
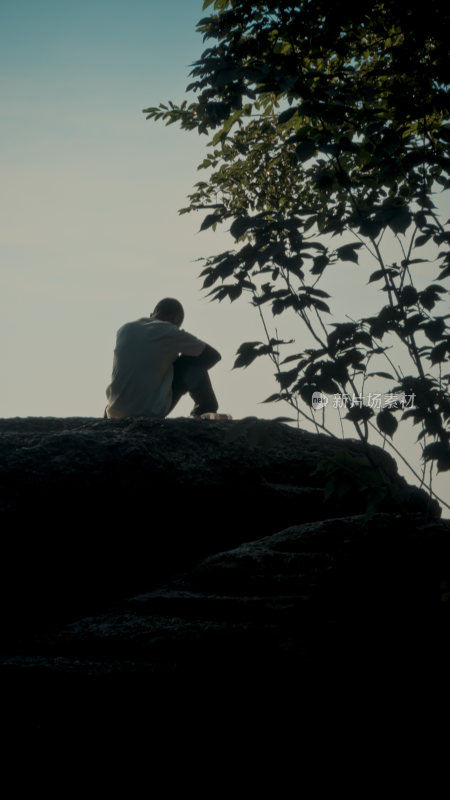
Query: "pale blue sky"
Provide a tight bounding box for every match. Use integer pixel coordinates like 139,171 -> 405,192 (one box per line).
1,0 -> 448,503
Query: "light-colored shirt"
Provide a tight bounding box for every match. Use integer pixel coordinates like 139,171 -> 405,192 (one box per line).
105,318 -> 205,419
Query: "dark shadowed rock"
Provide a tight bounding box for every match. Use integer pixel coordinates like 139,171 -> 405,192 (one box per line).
0,416 -> 448,735
0,416 -> 439,627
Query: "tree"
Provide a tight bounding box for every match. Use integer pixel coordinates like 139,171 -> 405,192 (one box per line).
144,0 -> 450,502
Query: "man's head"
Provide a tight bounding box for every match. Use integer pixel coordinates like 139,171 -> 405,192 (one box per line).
151,298 -> 184,327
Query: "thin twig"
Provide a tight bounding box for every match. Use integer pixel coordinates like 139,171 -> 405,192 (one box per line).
254,296 -> 337,437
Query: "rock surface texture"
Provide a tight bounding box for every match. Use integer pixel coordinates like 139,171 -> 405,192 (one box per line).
1,417 -> 448,735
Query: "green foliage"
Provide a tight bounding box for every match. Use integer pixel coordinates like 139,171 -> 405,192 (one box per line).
313,453 -> 401,520
144,1 -> 450,493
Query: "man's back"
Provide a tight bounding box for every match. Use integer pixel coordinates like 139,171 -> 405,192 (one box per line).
105,317 -> 205,419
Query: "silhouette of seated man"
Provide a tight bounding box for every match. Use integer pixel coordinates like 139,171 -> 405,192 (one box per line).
105,298 -> 221,419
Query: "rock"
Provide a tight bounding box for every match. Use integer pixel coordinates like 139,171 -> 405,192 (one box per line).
0,416 -> 439,631
1,512 -> 449,737
0,416 -> 448,735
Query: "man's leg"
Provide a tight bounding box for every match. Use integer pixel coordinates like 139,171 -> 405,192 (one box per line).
170,356 -> 219,416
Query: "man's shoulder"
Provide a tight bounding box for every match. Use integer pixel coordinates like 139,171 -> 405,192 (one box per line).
116,319 -> 204,353
146,320 -> 196,340
117,318 -> 145,330
117,318 -> 169,334
116,320 -> 139,338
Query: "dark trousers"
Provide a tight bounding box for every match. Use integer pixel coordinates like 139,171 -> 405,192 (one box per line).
169,351 -> 219,416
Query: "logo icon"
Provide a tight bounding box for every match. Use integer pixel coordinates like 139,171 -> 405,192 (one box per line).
312,391 -> 328,410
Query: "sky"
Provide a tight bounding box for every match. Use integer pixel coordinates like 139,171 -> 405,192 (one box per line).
1,0 -> 449,505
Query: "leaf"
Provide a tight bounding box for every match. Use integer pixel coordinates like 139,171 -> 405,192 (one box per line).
233,343 -> 271,369
207,284 -> 240,302
415,233 -> 432,247
296,382 -> 316,406
311,255 -> 330,275
269,338 -> 294,347
236,341 -> 264,352
322,359 -> 349,385
327,322 -> 358,356
316,376 -> 341,394
310,298 -> 331,313
278,107 -> 298,124
272,297 -> 286,315
427,284 -> 448,294
423,442 -> 450,472
401,259 -> 429,267
200,213 -> 220,231
336,243 -> 363,263
296,141 -> 316,161
275,368 -> 299,389
280,353 -> 303,365
202,272 -> 218,289
233,352 -> 259,369
230,216 -> 253,239
367,371 -> 395,380
399,285 -> 419,307
216,257 -> 237,279
368,269 -> 386,283
423,319 -> 446,342
369,318 -> 389,339
402,408 -> 423,424
353,332 -> 373,348
402,314 -> 424,337
303,287 -> 331,298
419,285 -> 448,312
439,266 -> 450,280
302,242 -> 327,252
262,393 -> 283,403
376,409 -> 398,438
359,218 -> 383,239
345,406 -> 374,423
227,285 -> 242,302
315,171 -> 334,191
260,241 -> 284,261
282,218 -> 303,232
303,215 -> 317,232
429,341 -> 449,365
387,206 -> 412,235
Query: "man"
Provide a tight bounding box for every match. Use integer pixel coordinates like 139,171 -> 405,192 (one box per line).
105,298 -> 221,419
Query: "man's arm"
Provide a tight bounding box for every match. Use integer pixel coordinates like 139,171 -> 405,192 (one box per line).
193,343 -> 221,369
181,343 -> 221,369
176,328 -> 221,369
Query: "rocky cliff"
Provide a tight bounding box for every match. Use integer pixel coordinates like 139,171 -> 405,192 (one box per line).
1,417 -> 448,736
